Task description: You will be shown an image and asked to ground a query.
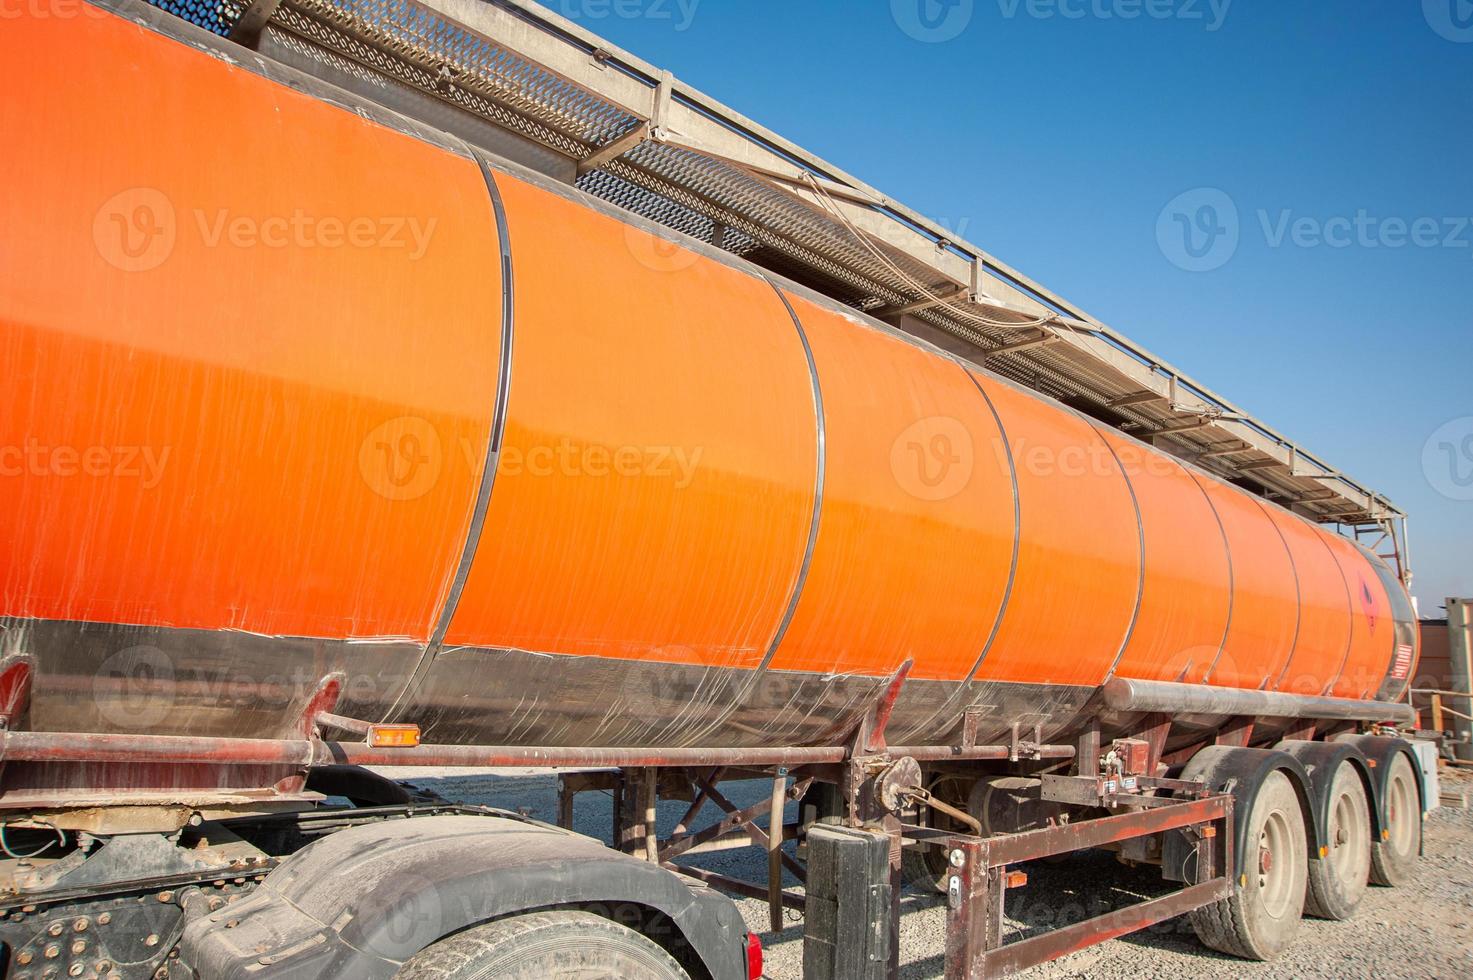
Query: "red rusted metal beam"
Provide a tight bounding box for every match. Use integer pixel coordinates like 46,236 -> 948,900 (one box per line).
0,731 -> 852,768
0,731 -> 317,766
345,742 -> 851,768
941,793 -> 1234,978
983,877 -> 1233,975
0,728 -> 1076,773
865,658 -> 913,753
889,743 -> 1074,762
666,864 -> 806,911
963,795 -> 1230,867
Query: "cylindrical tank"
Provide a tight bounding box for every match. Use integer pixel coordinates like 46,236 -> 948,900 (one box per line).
0,10 -> 1416,753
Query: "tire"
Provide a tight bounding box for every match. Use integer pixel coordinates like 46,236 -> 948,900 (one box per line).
1304,761 -> 1371,919
1369,752 -> 1421,886
395,910 -> 690,980
1189,770 -> 1308,960
901,835 -> 951,894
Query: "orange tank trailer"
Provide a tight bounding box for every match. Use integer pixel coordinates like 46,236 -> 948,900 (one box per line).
0,8 -> 1417,758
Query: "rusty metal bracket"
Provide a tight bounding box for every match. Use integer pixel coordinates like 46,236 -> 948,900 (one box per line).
278,673 -> 344,794
657,771 -> 810,878
935,794 -> 1234,978
0,654 -> 35,733
850,658 -> 913,757
1008,720 -> 1044,762
899,783 -> 982,835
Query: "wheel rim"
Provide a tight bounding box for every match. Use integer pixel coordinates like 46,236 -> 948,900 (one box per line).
1328,784 -> 1365,878
1387,767 -> 1416,856
1257,808 -> 1296,918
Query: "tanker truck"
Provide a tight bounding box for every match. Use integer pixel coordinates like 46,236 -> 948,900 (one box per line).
0,1 -> 1432,978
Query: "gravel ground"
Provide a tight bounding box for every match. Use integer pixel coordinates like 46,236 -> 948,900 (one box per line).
382,766 -> 1473,979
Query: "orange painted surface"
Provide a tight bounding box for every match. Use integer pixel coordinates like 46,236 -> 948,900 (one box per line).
0,6 -> 1412,723
765,298 -> 1013,681
1095,428 -> 1231,685
442,178 -> 816,670
1263,507 -> 1354,696
0,11 -> 501,640
1323,535 -> 1394,699
968,377 -> 1140,687
1190,478 -> 1299,689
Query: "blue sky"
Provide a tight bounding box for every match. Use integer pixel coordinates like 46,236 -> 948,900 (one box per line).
551,0 -> 1473,614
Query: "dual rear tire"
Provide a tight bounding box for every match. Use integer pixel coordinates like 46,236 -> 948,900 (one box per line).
1304,761 -> 1371,920
1369,752 -> 1422,886
1189,770 -> 1308,960
1191,744 -> 1421,959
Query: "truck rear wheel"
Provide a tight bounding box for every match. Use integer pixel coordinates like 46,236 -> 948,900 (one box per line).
1189,770 -> 1307,960
395,910 -> 690,980
1305,761 -> 1370,919
1369,752 -> 1420,886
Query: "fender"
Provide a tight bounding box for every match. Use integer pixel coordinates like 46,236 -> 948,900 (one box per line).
1163,745 -> 1315,882
177,813 -> 748,980
1328,734 -> 1426,847
1273,739 -> 1373,861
